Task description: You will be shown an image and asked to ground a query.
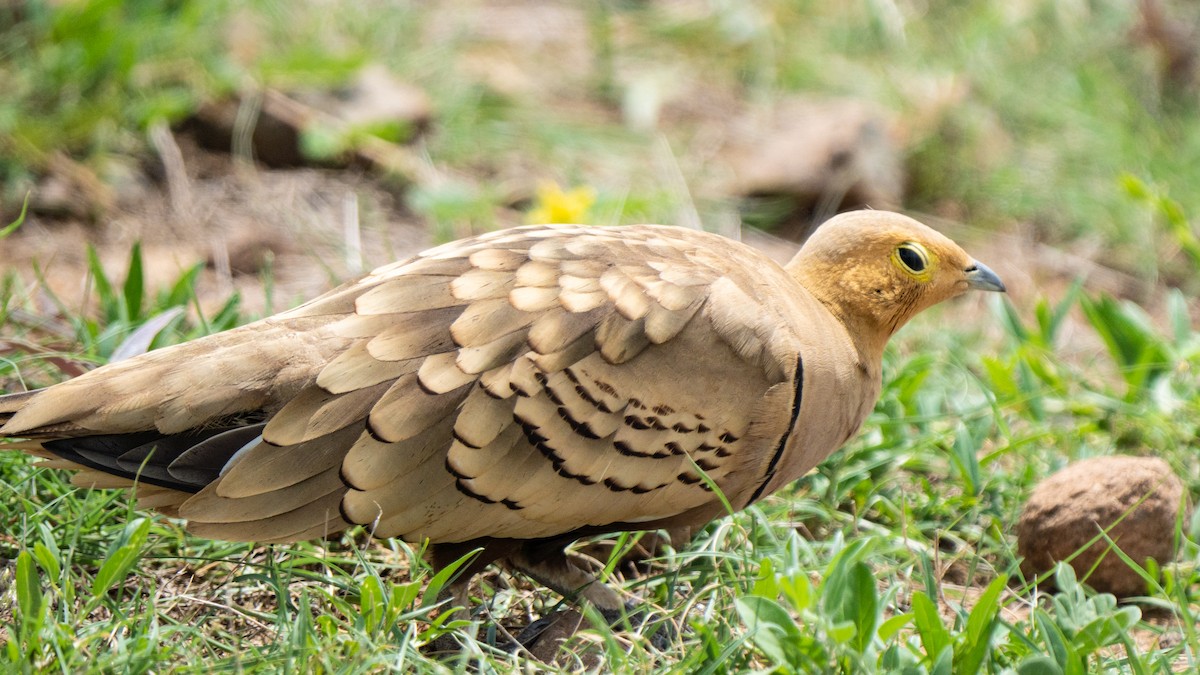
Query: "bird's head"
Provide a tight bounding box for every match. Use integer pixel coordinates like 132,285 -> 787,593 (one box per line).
785,210 -> 1005,355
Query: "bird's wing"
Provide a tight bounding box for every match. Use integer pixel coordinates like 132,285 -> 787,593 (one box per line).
2,224 -> 818,544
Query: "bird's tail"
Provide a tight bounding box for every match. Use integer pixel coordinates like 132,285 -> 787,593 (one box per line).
0,389 -> 37,422
0,390 -> 46,452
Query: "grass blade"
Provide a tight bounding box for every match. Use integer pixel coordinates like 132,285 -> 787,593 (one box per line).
122,241 -> 145,324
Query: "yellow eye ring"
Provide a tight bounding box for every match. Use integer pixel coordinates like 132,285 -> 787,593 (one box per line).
892,242 -> 933,280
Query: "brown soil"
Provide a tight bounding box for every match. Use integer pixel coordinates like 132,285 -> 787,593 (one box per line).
3,133 -> 430,323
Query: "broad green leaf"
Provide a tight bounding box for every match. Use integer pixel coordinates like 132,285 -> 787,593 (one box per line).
1074,607 -> 1140,655
208,292 -> 244,333
391,580 -> 423,616
820,554 -> 878,653
847,562 -> 878,652
1017,655 -> 1065,675
1120,173 -> 1151,200
911,591 -> 951,662
997,296 -> 1029,342
359,574 -> 385,633
1079,294 -> 1169,395
877,612 -> 913,642
780,571 -> 813,612
827,620 -> 857,645
1034,608 -> 1080,674
15,551 -> 43,624
931,645 -> 954,675
736,595 -> 804,668
752,557 -> 779,599
981,355 -> 1020,399
1036,280 -> 1083,346
957,574 -> 1007,674
966,574 -> 1006,646
91,517 -> 151,599
32,542 -> 61,583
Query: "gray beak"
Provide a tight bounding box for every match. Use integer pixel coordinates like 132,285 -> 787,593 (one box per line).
965,261 -> 1006,292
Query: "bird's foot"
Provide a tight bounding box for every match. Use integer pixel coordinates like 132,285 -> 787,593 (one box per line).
513,601 -> 674,655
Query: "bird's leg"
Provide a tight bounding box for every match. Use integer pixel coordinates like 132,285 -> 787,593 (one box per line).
424,539 -> 524,653
435,579 -> 474,623
424,542 -> 489,653
507,548 -> 626,612
506,548 -> 668,649
424,579 -> 478,655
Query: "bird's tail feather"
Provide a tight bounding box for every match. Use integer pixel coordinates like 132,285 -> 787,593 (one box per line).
0,391 -> 49,455
0,389 -> 39,432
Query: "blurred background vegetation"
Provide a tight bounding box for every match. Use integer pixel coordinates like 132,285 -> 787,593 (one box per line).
3,0 -> 1200,672
2,0 -> 1198,280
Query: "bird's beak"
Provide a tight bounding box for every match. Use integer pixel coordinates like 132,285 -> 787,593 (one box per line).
965,261 -> 1006,292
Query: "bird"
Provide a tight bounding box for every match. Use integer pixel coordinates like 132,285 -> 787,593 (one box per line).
0,210 -> 1004,640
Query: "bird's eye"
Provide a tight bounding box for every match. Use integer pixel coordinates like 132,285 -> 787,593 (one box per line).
895,243 -> 928,274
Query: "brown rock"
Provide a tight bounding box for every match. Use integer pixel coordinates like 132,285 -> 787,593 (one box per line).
208,228 -> 292,277
186,64 -> 432,168
1017,456 -> 1185,597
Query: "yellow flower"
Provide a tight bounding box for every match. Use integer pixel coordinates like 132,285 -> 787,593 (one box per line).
527,182 -> 596,224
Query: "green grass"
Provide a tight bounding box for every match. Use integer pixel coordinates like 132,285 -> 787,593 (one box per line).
3,0 -> 1200,672
0,0 -> 229,199
3,272 -> 1199,671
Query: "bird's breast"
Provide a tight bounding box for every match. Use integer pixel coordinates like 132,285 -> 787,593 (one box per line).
746,306 -> 880,503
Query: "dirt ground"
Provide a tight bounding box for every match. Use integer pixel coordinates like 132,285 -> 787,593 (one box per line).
2,132 -> 431,323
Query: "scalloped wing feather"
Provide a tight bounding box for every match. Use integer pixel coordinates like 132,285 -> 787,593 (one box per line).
1,224 -> 818,547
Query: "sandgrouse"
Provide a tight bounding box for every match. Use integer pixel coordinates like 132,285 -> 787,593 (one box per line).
0,210 -> 1004,634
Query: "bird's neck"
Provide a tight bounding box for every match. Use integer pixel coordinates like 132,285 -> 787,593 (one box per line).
786,258 -> 894,364
833,312 -> 891,367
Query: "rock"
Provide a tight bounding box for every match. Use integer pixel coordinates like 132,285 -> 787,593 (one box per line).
187,95 -> 308,168
723,97 -> 904,242
208,228 -> 292,277
1017,456 -> 1185,597
186,64 -> 432,169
